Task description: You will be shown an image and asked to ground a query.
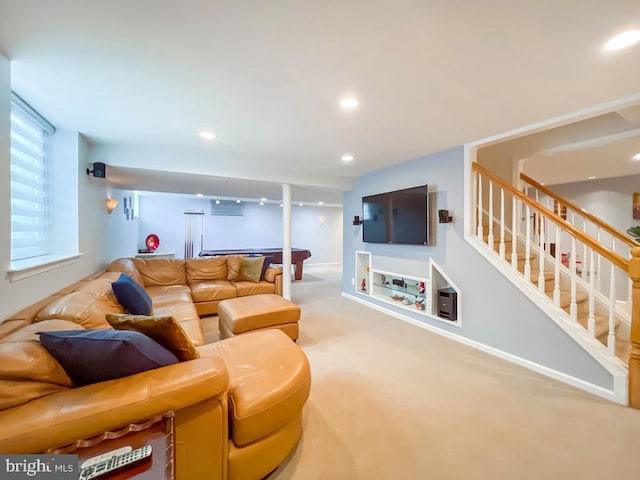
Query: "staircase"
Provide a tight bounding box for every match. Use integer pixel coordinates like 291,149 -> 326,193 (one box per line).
482,229 -> 631,364
472,162 -> 640,406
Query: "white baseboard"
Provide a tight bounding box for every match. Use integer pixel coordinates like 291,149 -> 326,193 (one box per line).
342,291 -> 625,405
306,262 -> 342,267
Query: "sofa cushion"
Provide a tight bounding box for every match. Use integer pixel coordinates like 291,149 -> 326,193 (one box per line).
0,340 -> 73,409
152,302 -> 205,347
189,280 -> 238,303
186,257 -> 228,282
214,330 -> 311,446
1,319 -> 86,343
132,258 -> 187,287
233,281 -> 276,297
34,292 -> 113,329
112,274 -> 153,315
145,285 -> 194,307
226,256 -> 243,281
75,277 -> 126,313
38,330 -> 179,386
237,256 -> 265,283
106,258 -> 145,287
106,314 -> 199,362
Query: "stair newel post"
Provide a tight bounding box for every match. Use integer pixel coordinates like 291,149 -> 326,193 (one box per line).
538,211 -> 545,294
553,223 -> 561,307
488,180 -> 494,246
499,188 -> 505,259
570,236 -> 578,322
629,247 -> 640,409
477,173 -> 483,239
587,247 -> 596,337
511,196 -> 518,270
524,205 -> 531,282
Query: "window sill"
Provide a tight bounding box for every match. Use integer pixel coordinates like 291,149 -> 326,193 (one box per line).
8,253 -> 83,282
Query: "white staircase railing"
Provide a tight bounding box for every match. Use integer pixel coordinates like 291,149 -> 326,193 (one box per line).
473,163 -> 630,362
521,173 -> 637,312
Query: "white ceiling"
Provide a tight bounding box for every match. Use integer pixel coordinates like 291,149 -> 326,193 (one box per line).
524,130 -> 640,185
1,1 -> 640,201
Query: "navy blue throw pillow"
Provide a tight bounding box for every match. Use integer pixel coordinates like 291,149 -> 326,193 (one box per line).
112,273 -> 152,315
38,330 -> 179,386
261,255 -> 274,280
249,254 -> 274,280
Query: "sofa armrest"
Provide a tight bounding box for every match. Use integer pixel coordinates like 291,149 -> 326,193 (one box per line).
0,357 -> 228,453
264,266 -> 283,296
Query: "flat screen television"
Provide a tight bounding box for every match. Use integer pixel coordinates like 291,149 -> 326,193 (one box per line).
362,185 -> 429,245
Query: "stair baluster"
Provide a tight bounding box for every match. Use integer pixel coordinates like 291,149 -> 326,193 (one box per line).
554,224 -> 561,307
524,205 -> 531,282
499,188 -> 505,259
488,180 -> 494,246
477,173 -> 483,239
570,237 -> 578,322
608,238 -> 617,356
538,211 -> 546,294
582,219 -> 588,281
596,229 -> 602,290
588,248 -> 596,337
511,197 -> 518,270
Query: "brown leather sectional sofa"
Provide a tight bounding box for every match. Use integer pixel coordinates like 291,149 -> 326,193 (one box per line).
0,256 -> 310,480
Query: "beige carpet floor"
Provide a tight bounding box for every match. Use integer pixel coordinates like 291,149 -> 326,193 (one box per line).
261,265 -> 640,480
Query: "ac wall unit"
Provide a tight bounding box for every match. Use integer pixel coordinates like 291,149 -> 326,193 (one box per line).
210,200 -> 244,216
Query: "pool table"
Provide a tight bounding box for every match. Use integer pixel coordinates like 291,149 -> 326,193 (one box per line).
199,248 -> 312,280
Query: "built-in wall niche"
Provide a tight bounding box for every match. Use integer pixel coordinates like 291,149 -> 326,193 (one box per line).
430,259 -> 461,324
355,251 -> 372,295
354,251 -> 461,326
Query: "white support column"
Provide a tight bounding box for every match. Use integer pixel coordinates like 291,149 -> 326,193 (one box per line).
282,184 -> 292,300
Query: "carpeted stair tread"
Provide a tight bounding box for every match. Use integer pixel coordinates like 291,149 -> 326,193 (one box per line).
549,290 -> 588,308
576,313 -> 614,339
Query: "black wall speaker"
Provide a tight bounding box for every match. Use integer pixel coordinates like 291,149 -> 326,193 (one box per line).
438,209 -> 453,223
87,162 -> 106,178
353,215 -> 363,226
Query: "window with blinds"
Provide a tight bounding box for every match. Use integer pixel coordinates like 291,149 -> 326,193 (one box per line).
10,102 -> 50,261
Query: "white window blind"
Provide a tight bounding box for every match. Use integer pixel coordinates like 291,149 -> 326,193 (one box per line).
10,102 -> 49,261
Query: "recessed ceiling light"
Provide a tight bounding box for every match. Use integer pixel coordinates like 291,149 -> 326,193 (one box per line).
236,199 -> 241,203
215,199 -> 221,204
259,201 -> 264,206
199,130 -> 216,140
299,203 -> 303,207
196,193 -> 203,197
341,154 -> 354,163
261,197 -> 267,202
605,29 -> 640,51
632,152 -> 640,161
280,204 -> 283,208
318,201 -> 324,205
339,97 -> 359,109
587,176 -> 597,180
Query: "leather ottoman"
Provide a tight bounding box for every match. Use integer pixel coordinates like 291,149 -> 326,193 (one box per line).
218,294 -> 301,340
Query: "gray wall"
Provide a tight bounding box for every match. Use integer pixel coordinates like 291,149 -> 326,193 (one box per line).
343,146 -> 613,390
